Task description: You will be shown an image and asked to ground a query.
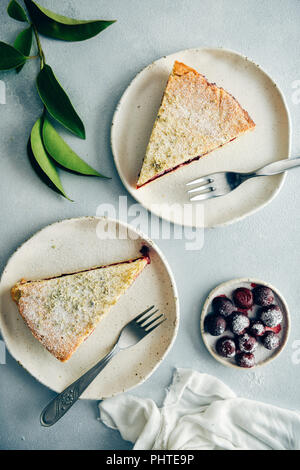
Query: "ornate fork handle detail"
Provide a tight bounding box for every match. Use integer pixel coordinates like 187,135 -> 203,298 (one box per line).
40,305 -> 164,426
40,346 -> 118,427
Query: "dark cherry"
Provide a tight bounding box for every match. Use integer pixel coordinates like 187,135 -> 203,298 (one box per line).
216,337 -> 236,358
259,305 -> 283,328
205,313 -> 226,336
253,285 -> 274,307
229,312 -> 250,335
212,296 -> 235,317
140,245 -> 151,264
262,331 -> 280,350
236,352 -> 255,368
238,333 -> 257,354
233,287 -> 253,309
249,320 -> 266,337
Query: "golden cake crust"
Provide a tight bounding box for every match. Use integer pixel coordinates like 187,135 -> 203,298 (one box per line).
11,256 -> 148,362
137,61 -> 255,187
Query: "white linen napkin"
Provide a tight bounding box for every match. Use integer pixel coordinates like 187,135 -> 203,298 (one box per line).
98,368 -> 300,450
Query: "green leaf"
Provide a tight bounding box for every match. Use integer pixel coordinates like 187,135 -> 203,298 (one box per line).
42,118 -> 109,177
36,64 -> 85,139
0,41 -> 27,70
7,0 -> 28,22
24,0 -> 115,42
14,25 -> 33,73
30,117 -> 71,200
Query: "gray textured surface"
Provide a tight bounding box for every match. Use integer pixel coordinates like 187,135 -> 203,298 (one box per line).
0,0 -> 300,450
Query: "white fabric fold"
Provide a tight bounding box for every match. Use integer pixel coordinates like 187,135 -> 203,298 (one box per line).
99,368 -> 300,450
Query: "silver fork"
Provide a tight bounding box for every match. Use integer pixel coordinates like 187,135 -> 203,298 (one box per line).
40,305 -> 165,427
187,157 -> 300,201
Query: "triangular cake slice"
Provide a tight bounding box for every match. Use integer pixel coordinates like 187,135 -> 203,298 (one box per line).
137,61 -> 255,187
11,252 -> 149,362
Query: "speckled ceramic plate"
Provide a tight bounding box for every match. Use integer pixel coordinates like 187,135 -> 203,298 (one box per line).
111,47 -> 291,228
0,217 -> 179,399
201,278 -> 290,369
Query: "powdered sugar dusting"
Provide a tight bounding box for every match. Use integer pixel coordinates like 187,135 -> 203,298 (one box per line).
203,278 -> 289,370
263,332 -> 280,350
250,321 -> 265,336
231,313 -> 249,335
239,333 -> 258,353
138,61 -> 255,186
246,371 -> 265,388
12,258 -> 147,361
239,353 -> 255,368
260,305 -> 283,328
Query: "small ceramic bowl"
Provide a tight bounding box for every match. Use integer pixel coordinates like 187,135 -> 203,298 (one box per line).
201,278 -> 290,369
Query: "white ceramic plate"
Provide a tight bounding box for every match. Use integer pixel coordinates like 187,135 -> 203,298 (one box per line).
0,217 -> 179,399
201,278 -> 290,369
111,48 -> 291,228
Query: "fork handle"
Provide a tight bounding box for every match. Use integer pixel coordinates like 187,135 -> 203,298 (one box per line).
252,157 -> 300,177
40,346 -> 119,427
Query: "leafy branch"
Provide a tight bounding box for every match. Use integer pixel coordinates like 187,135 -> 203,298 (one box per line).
1,0 -> 115,199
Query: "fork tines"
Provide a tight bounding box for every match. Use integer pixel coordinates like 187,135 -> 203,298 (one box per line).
186,176 -> 213,186
186,175 -> 217,201
134,305 -> 166,333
